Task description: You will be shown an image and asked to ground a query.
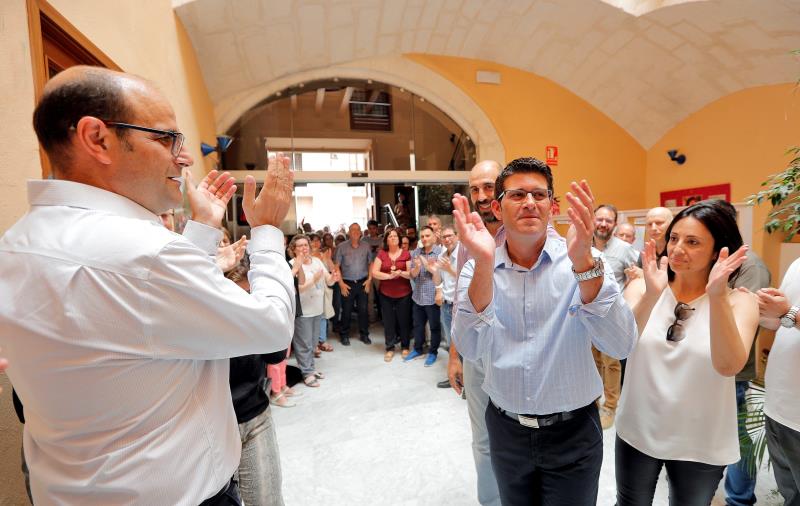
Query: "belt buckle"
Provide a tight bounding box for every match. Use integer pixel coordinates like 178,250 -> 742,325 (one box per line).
518,415 -> 539,429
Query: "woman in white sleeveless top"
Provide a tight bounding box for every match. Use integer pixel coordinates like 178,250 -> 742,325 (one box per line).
616,200 -> 759,505
288,235 -> 336,387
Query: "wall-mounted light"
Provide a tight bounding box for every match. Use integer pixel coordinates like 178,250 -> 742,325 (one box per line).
667,150 -> 686,165
201,135 -> 235,169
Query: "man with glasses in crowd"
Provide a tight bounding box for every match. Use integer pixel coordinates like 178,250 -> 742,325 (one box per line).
452,157 -> 636,505
0,66 -> 296,505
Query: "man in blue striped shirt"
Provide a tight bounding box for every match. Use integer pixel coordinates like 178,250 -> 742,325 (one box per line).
452,157 -> 637,505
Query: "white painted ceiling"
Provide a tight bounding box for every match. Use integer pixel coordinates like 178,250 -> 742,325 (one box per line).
174,0 -> 800,147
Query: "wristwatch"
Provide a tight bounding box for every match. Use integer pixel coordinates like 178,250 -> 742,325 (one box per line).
780,306 -> 799,329
572,257 -> 604,282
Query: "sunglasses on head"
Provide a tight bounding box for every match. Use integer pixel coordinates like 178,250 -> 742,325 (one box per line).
666,302 -> 695,342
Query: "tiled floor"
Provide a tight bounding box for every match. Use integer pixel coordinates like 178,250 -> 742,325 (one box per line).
271,324 -> 782,505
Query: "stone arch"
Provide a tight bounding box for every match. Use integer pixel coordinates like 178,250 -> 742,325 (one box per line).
214,55 -> 505,164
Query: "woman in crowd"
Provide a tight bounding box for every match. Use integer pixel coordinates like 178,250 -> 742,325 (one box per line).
310,233 -> 337,354
616,200 -> 759,505
370,228 -> 413,361
400,235 -> 410,252
289,235 -> 336,387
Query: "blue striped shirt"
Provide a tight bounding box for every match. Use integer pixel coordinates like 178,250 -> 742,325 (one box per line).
453,236 -> 637,415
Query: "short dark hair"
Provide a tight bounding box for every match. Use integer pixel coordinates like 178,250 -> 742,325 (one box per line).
32,68 -> 134,168
663,200 -> 743,282
495,157 -> 554,199
367,219 -> 379,228
419,225 -> 434,235
382,229 -> 401,250
594,204 -> 618,223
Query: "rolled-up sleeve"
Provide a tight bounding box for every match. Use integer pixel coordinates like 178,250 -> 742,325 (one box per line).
452,259 -> 494,362
569,258 -> 637,359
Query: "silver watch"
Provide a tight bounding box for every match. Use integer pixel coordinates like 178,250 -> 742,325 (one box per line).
780,306 -> 799,329
573,257 -> 604,282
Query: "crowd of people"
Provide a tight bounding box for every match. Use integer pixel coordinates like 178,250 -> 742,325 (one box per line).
0,65 -> 798,506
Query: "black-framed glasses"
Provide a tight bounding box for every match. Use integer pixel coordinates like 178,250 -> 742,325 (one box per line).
498,188 -> 552,203
666,302 -> 695,342
104,121 -> 185,157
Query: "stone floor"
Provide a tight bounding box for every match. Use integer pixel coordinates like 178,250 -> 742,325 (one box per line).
271,323 -> 782,506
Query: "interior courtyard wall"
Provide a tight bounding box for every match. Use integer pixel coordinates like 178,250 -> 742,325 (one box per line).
407,54 -> 648,212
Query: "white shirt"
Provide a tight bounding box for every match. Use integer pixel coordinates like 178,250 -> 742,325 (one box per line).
616,287 -> 739,465
438,245 -> 458,303
0,180 -> 295,506
291,256 -> 327,317
765,257 -> 800,432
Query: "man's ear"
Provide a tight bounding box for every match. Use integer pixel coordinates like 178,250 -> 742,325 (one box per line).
490,199 -> 502,221
74,116 -> 113,165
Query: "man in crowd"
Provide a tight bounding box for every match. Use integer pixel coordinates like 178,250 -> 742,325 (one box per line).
0,66 -> 296,505
758,257 -> 800,505
645,206 -> 673,254
406,226 -> 443,366
615,221 -> 636,244
453,157 -> 636,505
592,204 -> 639,429
717,201 -> 772,506
335,223 -> 373,346
427,214 -> 443,242
444,160 -> 505,505
433,226 -> 459,350
362,219 -> 383,322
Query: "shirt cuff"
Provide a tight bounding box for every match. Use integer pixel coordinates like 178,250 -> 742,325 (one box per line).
183,220 -> 222,256
457,292 -> 495,327
247,225 -> 285,255
568,273 -> 618,318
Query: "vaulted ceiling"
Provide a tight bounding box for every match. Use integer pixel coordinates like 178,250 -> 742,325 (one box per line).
174,0 -> 800,147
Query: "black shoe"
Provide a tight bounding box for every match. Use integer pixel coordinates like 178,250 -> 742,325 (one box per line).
437,379 -> 452,389
341,336 -> 350,346
360,336 -> 372,345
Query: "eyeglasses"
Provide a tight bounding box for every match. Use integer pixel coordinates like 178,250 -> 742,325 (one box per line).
498,188 -> 552,203
666,302 -> 695,342
104,121 -> 185,157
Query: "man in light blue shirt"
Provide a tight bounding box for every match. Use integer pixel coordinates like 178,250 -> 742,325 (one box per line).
452,157 -> 636,505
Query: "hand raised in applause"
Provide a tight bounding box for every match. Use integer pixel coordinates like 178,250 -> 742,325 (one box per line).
185,169 -> 236,228
564,180 -> 596,271
217,235 -> 248,273
706,245 -> 748,297
452,193 -> 495,263
243,152 -> 294,228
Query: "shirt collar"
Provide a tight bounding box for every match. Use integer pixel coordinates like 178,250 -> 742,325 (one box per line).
494,234 -> 562,270
27,179 -> 160,223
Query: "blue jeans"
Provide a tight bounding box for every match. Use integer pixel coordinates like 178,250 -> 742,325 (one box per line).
235,406 -> 284,506
319,317 -> 328,343
440,301 -> 453,348
412,303 -> 441,354
725,380 -> 757,506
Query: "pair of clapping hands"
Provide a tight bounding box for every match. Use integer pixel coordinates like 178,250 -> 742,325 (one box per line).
183,154 -> 294,269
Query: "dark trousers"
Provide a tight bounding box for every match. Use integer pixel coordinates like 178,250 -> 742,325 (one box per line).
615,435 -> 724,506
340,279 -> 369,339
766,415 -> 800,505
380,292 -> 411,351
724,380 -> 757,506
412,302 -> 441,355
485,401 -> 602,506
331,283 -> 342,332
198,477 -> 242,506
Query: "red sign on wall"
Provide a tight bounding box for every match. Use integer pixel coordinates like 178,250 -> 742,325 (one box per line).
659,183 -> 731,207
546,146 -> 558,166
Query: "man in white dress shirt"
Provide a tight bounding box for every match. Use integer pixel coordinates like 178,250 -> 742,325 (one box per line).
0,66 -> 295,505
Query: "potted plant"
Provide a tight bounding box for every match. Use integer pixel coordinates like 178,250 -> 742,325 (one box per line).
746,145 -> 800,241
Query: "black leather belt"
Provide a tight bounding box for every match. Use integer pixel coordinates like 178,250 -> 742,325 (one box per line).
491,400 -> 589,429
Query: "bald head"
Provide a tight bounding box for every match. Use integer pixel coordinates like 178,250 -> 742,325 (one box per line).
468,160 -> 502,224
645,207 -> 673,247
33,66 -> 156,171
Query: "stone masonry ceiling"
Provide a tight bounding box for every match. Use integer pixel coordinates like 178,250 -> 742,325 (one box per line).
174,0 -> 800,147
